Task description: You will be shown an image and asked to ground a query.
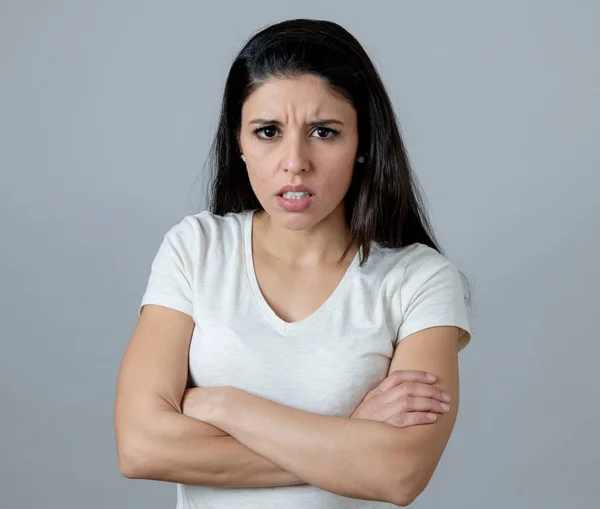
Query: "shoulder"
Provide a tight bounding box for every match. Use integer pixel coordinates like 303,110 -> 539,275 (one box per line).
380,243 -> 471,349
403,243 -> 459,279
369,242 -> 456,281
165,209 -> 250,245
374,242 -> 465,308
381,242 -> 460,282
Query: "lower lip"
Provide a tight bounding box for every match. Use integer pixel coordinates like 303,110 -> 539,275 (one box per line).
276,194 -> 314,212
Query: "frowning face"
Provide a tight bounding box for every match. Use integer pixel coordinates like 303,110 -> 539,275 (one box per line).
238,73 -> 359,231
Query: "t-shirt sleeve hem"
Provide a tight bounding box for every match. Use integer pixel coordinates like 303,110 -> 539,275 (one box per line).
397,319 -> 472,352
138,296 -> 194,318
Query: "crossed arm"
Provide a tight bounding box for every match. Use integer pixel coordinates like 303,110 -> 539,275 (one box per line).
115,305 -> 461,506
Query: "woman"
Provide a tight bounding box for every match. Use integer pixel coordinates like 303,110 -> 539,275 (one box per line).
115,18 -> 473,508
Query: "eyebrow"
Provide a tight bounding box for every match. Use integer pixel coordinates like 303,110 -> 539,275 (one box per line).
249,118 -> 345,127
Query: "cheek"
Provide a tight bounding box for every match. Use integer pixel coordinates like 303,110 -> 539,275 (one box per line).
322,165 -> 354,194
247,167 -> 272,196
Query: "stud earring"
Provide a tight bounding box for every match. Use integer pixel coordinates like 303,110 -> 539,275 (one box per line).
357,155 -> 365,163
241,154 -> 246,163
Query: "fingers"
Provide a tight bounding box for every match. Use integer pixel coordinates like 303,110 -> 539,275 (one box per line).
374,395 -> 449,425
385,411 -> 439,428
374,370 -> 437,394
380,381 -> 451,405
392,395 -> 450,415
359,370 -> 450,428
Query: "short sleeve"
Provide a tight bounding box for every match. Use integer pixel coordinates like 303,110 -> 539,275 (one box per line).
138,217 -> 197,318
396,248 -> 472,351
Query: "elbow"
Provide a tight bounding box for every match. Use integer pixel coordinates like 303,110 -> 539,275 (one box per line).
390,489 -> 421,508
118,448 -> 142,479
388,462 -> 435,507
116,430 -> 152,480
389,480 -> 427,507
118,453 -> 139,479
115,398 -> 182,480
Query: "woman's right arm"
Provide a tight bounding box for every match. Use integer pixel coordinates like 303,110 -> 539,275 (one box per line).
114,303 -> 307,487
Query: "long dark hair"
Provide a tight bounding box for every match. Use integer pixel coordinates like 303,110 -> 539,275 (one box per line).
206,18 -> 472,306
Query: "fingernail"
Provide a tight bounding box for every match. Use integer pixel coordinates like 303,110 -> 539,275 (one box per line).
426,413 -> 437,420
426,374 -> 436,381
442,392 -> 451,402
440,403 -> 450,411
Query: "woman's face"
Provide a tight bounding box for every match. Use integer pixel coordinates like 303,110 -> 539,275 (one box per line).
238,73 -> 359,231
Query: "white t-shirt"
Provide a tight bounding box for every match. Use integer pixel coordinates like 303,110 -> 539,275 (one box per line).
138,208 -> 472,508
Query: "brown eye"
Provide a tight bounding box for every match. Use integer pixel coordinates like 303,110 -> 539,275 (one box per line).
311,127 -> 339,139
253,126 -> 279,140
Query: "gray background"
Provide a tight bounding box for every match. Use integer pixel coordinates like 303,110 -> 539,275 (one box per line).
1,0 -> 598,507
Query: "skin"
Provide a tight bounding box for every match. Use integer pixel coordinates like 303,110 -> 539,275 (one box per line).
115,74 -> 460,504
238,73 -> 361,267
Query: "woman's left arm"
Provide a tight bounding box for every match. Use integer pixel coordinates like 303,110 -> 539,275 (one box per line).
199,326 -> 462,506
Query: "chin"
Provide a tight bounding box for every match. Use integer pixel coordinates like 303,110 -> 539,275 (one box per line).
267,206 -> 322,230
277,215 -> 319,231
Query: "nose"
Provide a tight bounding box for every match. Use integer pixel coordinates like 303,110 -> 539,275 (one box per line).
282,136 -> 309,174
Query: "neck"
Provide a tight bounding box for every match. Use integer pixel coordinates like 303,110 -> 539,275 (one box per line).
254,204 -> 355,267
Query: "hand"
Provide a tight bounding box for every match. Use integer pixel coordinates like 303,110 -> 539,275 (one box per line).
181,386 -> 230,435
350,370 -> 451,428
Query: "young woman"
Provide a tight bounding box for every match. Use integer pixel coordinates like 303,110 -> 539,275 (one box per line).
115,18 -> 473,508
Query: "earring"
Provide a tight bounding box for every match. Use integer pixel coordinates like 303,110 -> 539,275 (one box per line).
241,154 -> 246,163
357,155 -> 365,163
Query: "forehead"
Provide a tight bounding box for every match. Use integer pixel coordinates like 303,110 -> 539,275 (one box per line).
242,74 -> 354,116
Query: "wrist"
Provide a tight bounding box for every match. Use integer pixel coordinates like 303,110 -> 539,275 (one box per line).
181,386 -> 233,425
208,386 -> 236,428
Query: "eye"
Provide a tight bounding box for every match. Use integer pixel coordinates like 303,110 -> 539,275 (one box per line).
252,126 -> 280,140
310,127 -> 339,139
252,126 -> 340,142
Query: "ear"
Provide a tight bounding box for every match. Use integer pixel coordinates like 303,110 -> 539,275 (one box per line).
235,132 -> 242,154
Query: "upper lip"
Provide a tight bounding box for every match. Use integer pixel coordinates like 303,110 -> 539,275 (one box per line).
276,184 -> 315,196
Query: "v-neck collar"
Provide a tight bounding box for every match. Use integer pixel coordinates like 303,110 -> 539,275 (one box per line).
242,209 -> 362,335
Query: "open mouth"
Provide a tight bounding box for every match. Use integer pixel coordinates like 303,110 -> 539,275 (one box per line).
275,192 -> 314,212
278,191 -> 313,200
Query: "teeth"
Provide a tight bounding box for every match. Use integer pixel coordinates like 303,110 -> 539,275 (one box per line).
282,191 -> 310,199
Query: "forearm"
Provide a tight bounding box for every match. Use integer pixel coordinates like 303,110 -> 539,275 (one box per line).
120,403 -> 306,487
209,388 -> 403,504
200,434 -> 307,488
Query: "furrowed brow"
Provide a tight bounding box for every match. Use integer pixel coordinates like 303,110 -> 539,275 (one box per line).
249,118 -> 345,127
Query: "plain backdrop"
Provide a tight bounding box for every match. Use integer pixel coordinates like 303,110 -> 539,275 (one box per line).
1,1 -> 598,507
